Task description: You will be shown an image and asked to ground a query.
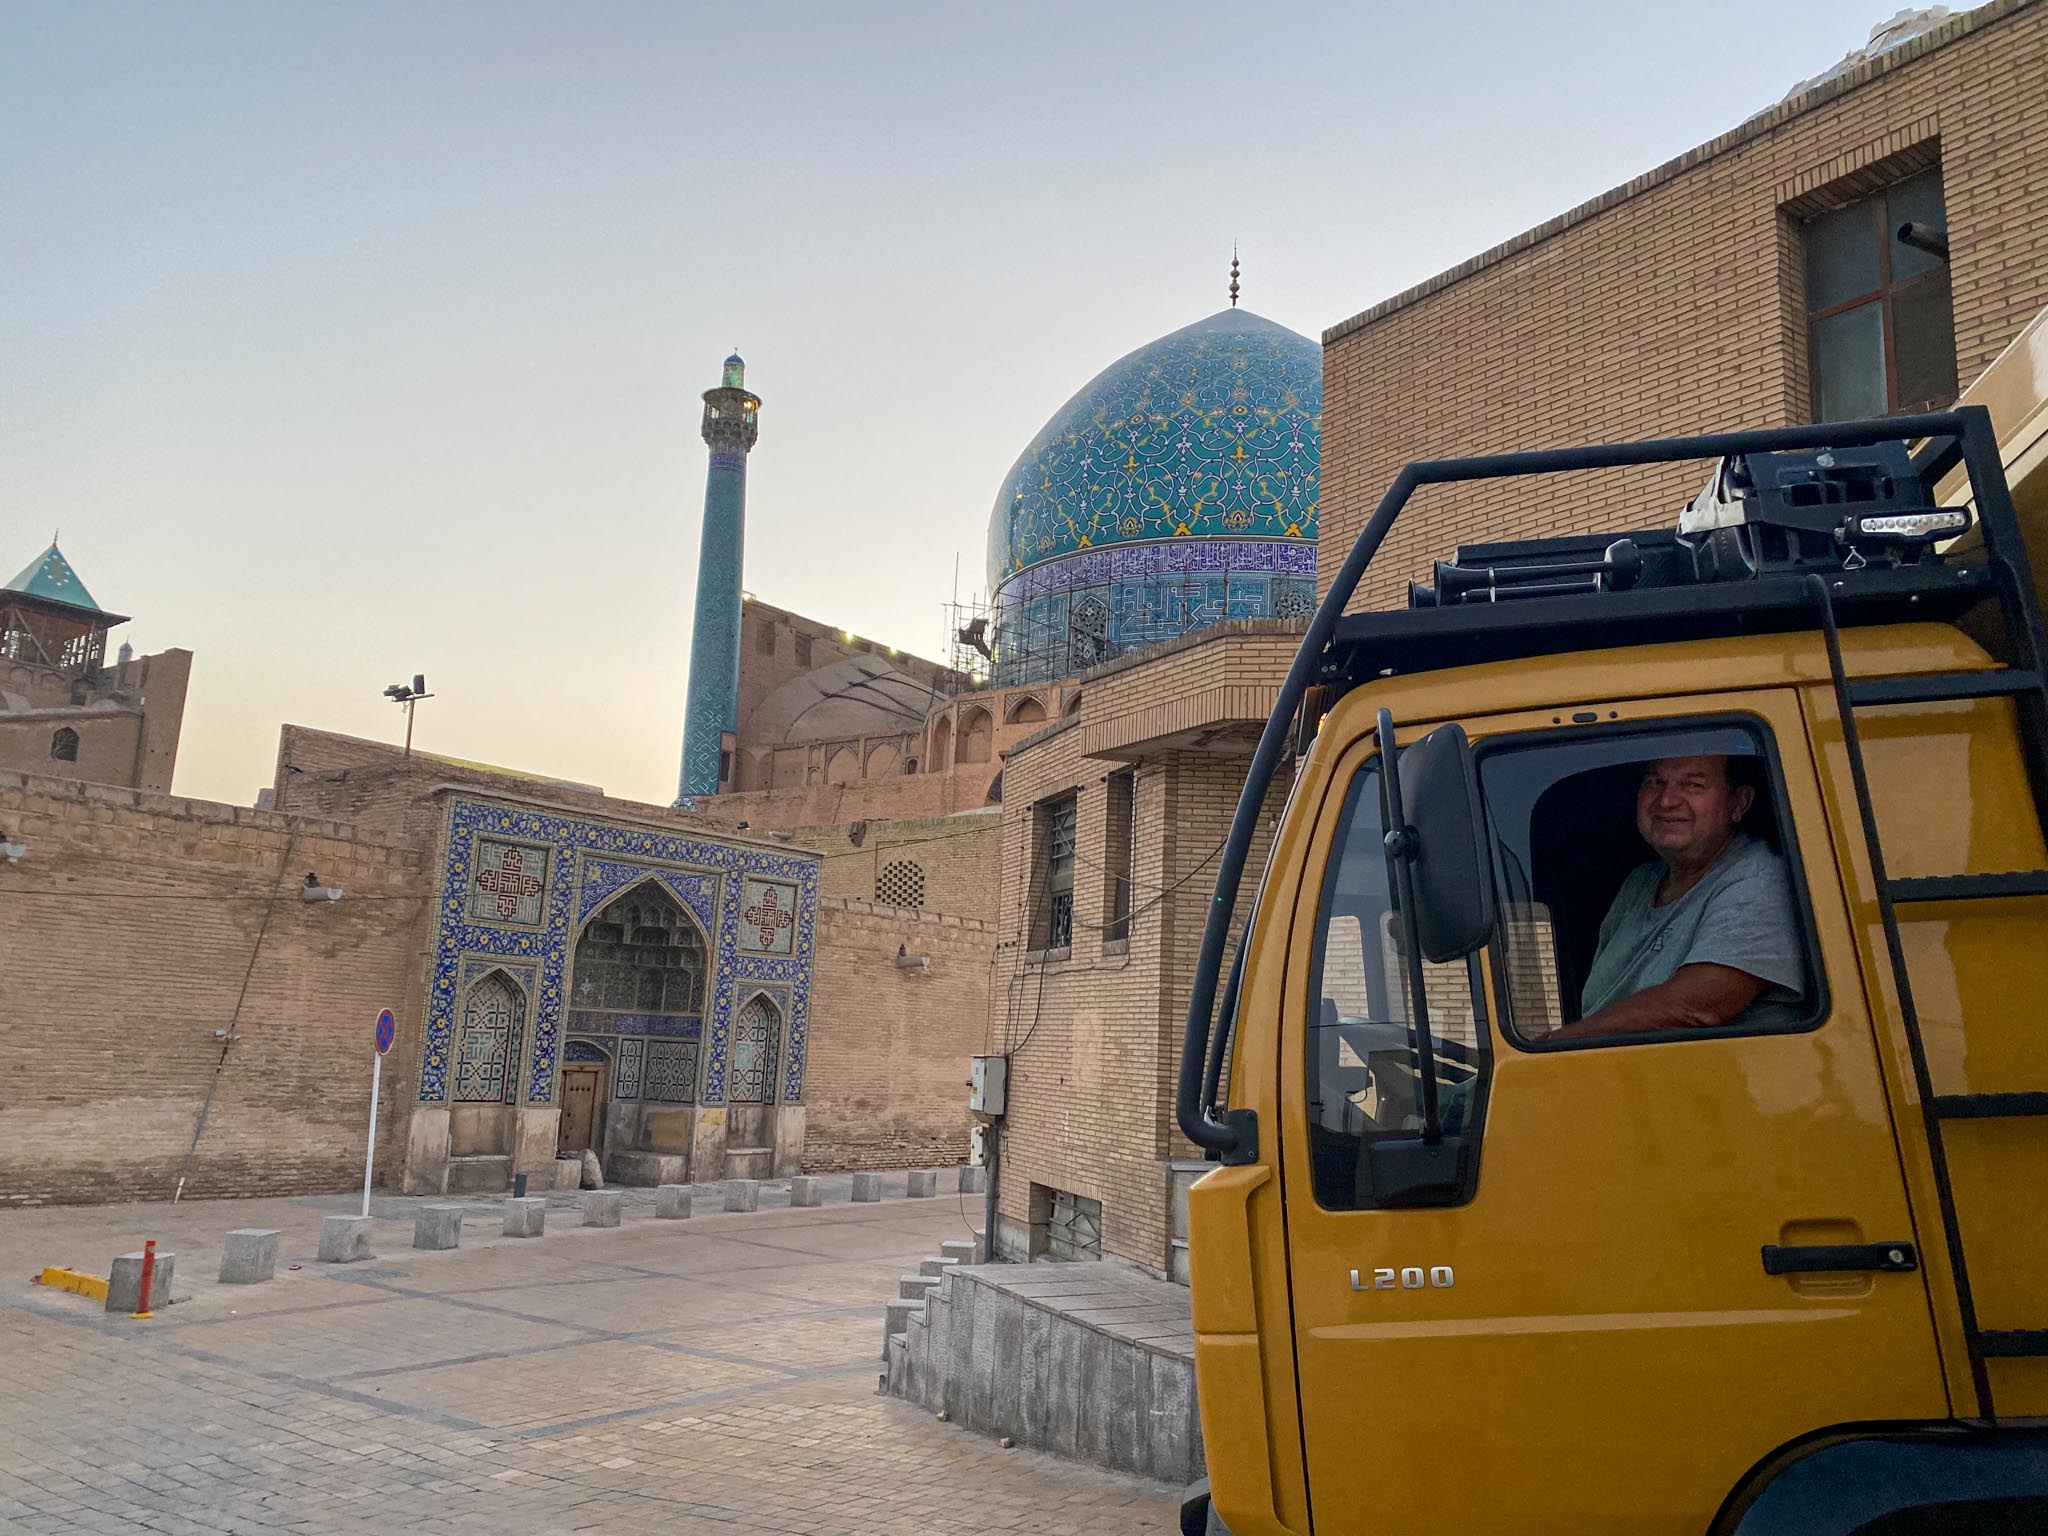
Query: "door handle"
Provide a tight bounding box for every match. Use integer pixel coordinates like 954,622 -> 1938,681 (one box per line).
1762,1241 -> 1918,1276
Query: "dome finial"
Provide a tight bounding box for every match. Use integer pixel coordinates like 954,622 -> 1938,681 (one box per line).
1228,245 -> 1240,308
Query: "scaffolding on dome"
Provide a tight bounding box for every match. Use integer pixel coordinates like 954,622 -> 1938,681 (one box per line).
946,593 -> 1079,690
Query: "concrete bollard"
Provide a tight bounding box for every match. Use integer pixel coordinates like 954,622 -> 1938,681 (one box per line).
413,1205 -> 465,1250
851,1172 -> 884,1203
655,1184 -> 693,1219
722,1179 -> 760,1213
502,1197 -> 547,1238
907,1169 -> 938,1199
218,1229 -> 281,1285
107,1251 -> 175,1314
318,1215 -> 372,1264
581,1190 -> 623,1228
958,1165 -> 986,1194
787,1176 -> 823,1208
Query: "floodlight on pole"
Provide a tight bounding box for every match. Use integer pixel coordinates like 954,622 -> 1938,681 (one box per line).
383,673 -> 434,758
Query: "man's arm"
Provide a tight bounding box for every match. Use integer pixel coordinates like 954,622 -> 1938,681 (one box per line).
1551,962 -> 1768,1042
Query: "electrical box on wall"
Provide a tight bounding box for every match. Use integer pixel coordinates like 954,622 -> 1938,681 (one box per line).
969,1123 -> 991,1167
969,1054 -> 1007,1115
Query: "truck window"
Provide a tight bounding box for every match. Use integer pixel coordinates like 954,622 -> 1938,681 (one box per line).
1306,761 -> 1491,1210
1476,720 -> 1822,1047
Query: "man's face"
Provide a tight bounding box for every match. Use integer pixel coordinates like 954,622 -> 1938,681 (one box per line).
1636,754 -> 1753,866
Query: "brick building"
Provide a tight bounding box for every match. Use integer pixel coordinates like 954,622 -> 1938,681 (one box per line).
0,541 -> 189,794
987,0 -> 2048,1276
1321,0 -> 2048,612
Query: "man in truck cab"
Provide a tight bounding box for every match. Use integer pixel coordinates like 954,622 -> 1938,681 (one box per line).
1551,753 -> 1805,1040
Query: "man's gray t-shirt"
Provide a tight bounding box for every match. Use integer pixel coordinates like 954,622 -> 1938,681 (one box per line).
1579,832 -> 1805,1024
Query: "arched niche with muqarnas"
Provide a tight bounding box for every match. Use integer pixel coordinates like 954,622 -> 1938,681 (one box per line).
563,881 -> 712,1172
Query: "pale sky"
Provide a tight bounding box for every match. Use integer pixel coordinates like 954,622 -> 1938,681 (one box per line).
1,0 -> 1942,805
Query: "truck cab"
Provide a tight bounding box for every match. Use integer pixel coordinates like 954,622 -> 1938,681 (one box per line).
1179,383 -> 2048,1534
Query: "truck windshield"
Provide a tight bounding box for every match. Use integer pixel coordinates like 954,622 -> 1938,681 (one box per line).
1306,760 -> 1490,1211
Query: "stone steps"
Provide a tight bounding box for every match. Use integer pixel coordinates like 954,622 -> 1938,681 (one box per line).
881,1250 -> 1202,1486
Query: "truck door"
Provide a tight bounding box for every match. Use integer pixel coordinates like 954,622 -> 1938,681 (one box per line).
1279,693 -> 1950,1536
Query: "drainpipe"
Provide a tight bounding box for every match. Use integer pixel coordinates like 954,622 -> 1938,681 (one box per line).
982,1120 -> 1000,1264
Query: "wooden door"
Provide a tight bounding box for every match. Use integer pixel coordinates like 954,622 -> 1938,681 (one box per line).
557,1066 -> 601,1152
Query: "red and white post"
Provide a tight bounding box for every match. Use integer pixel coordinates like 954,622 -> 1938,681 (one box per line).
134,1238 -> 157,1319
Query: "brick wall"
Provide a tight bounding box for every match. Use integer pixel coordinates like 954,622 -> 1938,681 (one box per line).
1321,0 -> 2048,610
802,898 -> 994,1171
0,648 -> 191,793
697,770 -> 991,833
709,678 -> 1076,822
272,724 -> 710,850
0,769 -> 429,1206
0,708 -> 142,790
777,810 -> 1001,921
987,628 -> 1295,1272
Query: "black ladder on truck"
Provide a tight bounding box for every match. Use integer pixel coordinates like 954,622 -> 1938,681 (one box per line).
1806,417 -> 2048,1424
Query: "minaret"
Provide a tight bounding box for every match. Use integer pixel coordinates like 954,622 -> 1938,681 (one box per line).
676,351 -> 761,804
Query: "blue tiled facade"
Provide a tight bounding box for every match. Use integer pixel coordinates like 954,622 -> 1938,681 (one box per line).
986,308 -> 1320,682
420,796 -> 820,1112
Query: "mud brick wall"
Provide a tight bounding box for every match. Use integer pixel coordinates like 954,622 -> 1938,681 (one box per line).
0,770 -> 428,1206
801,899 -> 994,1172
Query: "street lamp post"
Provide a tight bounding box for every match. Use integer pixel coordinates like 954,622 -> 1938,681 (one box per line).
383,674 -> 433,758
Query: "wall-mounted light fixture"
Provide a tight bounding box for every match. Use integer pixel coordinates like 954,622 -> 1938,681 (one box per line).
895,943 -> 930,973
0,831 -> 24,863
302,871 -> 343,902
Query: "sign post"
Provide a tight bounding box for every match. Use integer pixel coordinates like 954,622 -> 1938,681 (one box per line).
365,1009 -> 395,1218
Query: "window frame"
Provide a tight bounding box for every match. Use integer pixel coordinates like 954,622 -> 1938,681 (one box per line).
1472,712 -> 1831,1054
1803,166 -> 1955,419
1103,770 -> 1134,945
1030,792 -> 1078,956
1301,750 -> 1495,1213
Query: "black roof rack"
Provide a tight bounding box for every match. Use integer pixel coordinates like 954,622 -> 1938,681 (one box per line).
1329,431 -> 1989,682
1178,406 -> 2048,1169
1327,557 -> 1994,682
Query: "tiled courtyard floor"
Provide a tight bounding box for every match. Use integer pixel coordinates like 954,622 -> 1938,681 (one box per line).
0,1181 -> 1178,1534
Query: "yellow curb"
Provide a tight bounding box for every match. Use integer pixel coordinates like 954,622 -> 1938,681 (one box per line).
35,1266 -> 110,1302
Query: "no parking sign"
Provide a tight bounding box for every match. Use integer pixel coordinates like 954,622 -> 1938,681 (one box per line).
364,1008 -> 396,1216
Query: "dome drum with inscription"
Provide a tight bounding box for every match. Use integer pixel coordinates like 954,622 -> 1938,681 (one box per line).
985,307 -> 1321,684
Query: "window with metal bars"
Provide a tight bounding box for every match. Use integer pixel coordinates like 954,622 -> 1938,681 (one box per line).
1035,794 -> 1077,951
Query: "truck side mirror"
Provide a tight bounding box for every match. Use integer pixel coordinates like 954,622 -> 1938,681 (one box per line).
1400,722 -> 1498,963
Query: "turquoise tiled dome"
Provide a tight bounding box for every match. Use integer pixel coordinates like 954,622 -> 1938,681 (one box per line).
985,308 -> 1320,682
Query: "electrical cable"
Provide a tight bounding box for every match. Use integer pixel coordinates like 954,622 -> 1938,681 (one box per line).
170,832 -> 296,1203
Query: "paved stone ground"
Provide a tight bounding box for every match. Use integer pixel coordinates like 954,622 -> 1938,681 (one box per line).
0,1179 -> 1177,1534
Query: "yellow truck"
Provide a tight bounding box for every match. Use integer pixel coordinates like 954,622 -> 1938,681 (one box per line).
1177,322 -> 2048,1535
